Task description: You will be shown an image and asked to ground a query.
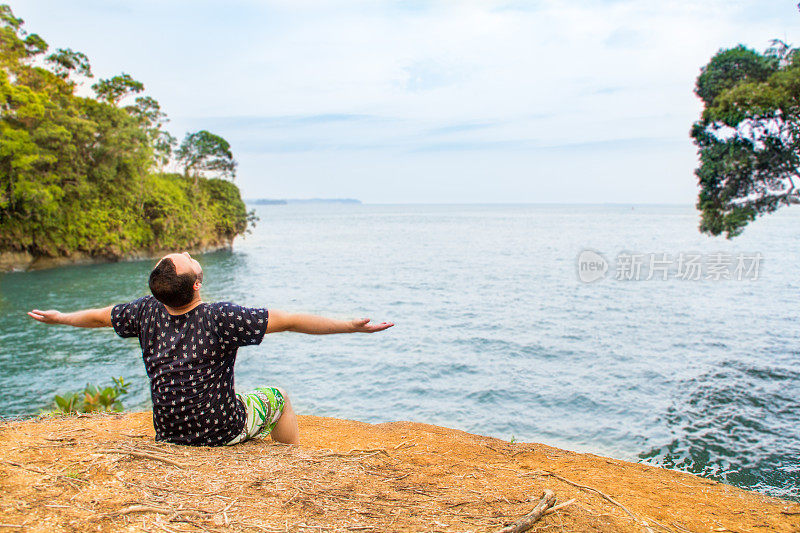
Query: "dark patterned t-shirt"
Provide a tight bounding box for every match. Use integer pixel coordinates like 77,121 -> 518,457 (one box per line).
111,296 -> 269,446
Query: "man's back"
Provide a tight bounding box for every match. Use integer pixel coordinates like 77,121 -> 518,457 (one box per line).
28,250 -> 392,446
112,295 -> 269,445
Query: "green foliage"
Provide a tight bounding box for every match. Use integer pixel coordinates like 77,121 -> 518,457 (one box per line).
92,73 -> 144,105
0,4 -> 22,30
52,377 -> 129,414
46,48 -> 92,80
176,130 -> 237,183
692,41 -> 800,238
126,96 -> 175,170
0,4 -> 250,259
695,45 -> 778,108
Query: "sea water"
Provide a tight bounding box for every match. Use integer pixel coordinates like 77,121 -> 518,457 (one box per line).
1,204 -> 798,500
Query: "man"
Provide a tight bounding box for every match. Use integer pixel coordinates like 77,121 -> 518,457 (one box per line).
28,251 -> 393,446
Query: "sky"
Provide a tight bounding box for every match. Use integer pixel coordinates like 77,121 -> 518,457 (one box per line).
13,0 -> 800,203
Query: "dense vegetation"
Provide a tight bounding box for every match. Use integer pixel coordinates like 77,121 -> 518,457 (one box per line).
693,39 -> 800,238
0,5 -> 250,260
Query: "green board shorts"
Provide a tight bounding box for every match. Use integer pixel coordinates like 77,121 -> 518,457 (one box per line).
226,387 -> 285,446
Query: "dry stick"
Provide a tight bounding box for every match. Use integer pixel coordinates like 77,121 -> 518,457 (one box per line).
533,471 -> 655,533
2,459 -> 89,485
169,515 -> 215,533
98,448 -> 188,469
127,442 -> 182,453
119,443 -> 185,458
156,522 -> 180,533
102,505 -> 210,522
1,460 -> 46,474
498,490 -> 557,533
544,498 -> 576,515
231,522 -> 288,533
115,505 -> 173,516
648,518 -> 677,533
483,443 -> 507,455
321,448 -> 390,458
446,501 -> 472,509
339,451 -> 388,462
220,497 -> 238,514
670,523 -> 692,533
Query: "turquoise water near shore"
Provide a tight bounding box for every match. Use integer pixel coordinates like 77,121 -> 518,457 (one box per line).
1,204 -> 799,500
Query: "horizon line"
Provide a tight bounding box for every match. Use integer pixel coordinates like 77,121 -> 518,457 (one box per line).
244,198 -> 697,207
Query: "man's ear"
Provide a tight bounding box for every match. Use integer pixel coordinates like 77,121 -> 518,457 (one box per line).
193,280 -> 202,291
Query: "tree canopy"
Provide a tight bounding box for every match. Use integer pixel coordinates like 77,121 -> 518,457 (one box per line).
92,73 -> 144,105
176,130 -> 237,184
692,40 -> 800,238
0,4 -> 248,259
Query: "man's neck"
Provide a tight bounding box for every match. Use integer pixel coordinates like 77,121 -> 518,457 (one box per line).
165,296 -> 203,316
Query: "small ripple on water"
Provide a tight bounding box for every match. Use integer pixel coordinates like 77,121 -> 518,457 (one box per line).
639,359 -> 800,501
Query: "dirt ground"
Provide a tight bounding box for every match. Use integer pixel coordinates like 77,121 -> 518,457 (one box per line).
0,412 -> 798,533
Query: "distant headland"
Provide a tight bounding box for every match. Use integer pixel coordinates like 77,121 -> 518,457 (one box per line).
246,198 -> 362,205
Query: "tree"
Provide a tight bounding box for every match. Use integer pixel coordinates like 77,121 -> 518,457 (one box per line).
0,4 -> 47,68
175,130 -> 237,185
126,96 -> 175,169
46,48 -> 92,80
766,39 -> 795,67
692,43 -> 800,238
694,45 -> 777,108
0,3 -> 250,259
0,4 -> 151,251
92,73 -> 143,106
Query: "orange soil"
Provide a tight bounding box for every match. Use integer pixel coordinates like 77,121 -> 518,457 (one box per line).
0,412 -> 797,532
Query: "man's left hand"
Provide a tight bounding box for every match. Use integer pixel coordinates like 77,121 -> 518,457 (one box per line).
351,318 -> 394,333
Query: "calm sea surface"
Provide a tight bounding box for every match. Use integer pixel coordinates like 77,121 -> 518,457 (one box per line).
1,204 -> 798,500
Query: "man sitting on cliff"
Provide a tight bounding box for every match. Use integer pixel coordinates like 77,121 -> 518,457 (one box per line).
27,251 -> 393,446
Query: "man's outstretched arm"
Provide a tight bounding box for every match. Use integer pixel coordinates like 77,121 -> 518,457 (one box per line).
27,307 -> 113,328
266,310 -> 393,335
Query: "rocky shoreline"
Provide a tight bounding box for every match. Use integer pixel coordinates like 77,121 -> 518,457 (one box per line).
0,241 -> 233,273
1,411 -> 798,532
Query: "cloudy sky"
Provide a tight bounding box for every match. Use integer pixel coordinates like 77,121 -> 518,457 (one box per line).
15,1 -> 800,203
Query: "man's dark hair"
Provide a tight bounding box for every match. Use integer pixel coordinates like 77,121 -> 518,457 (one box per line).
149,258 -> 197,308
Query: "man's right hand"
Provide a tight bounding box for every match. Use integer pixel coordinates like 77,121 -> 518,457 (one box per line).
27,309 -> 63,325
27,306 -> 113,328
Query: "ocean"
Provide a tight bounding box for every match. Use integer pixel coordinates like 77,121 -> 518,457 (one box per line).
1,203 -> 798,500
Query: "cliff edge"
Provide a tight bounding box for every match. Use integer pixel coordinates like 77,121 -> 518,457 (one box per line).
1,412 -> 797,532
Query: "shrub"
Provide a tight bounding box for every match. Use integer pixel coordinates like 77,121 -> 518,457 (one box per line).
51,377 -> 129,414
